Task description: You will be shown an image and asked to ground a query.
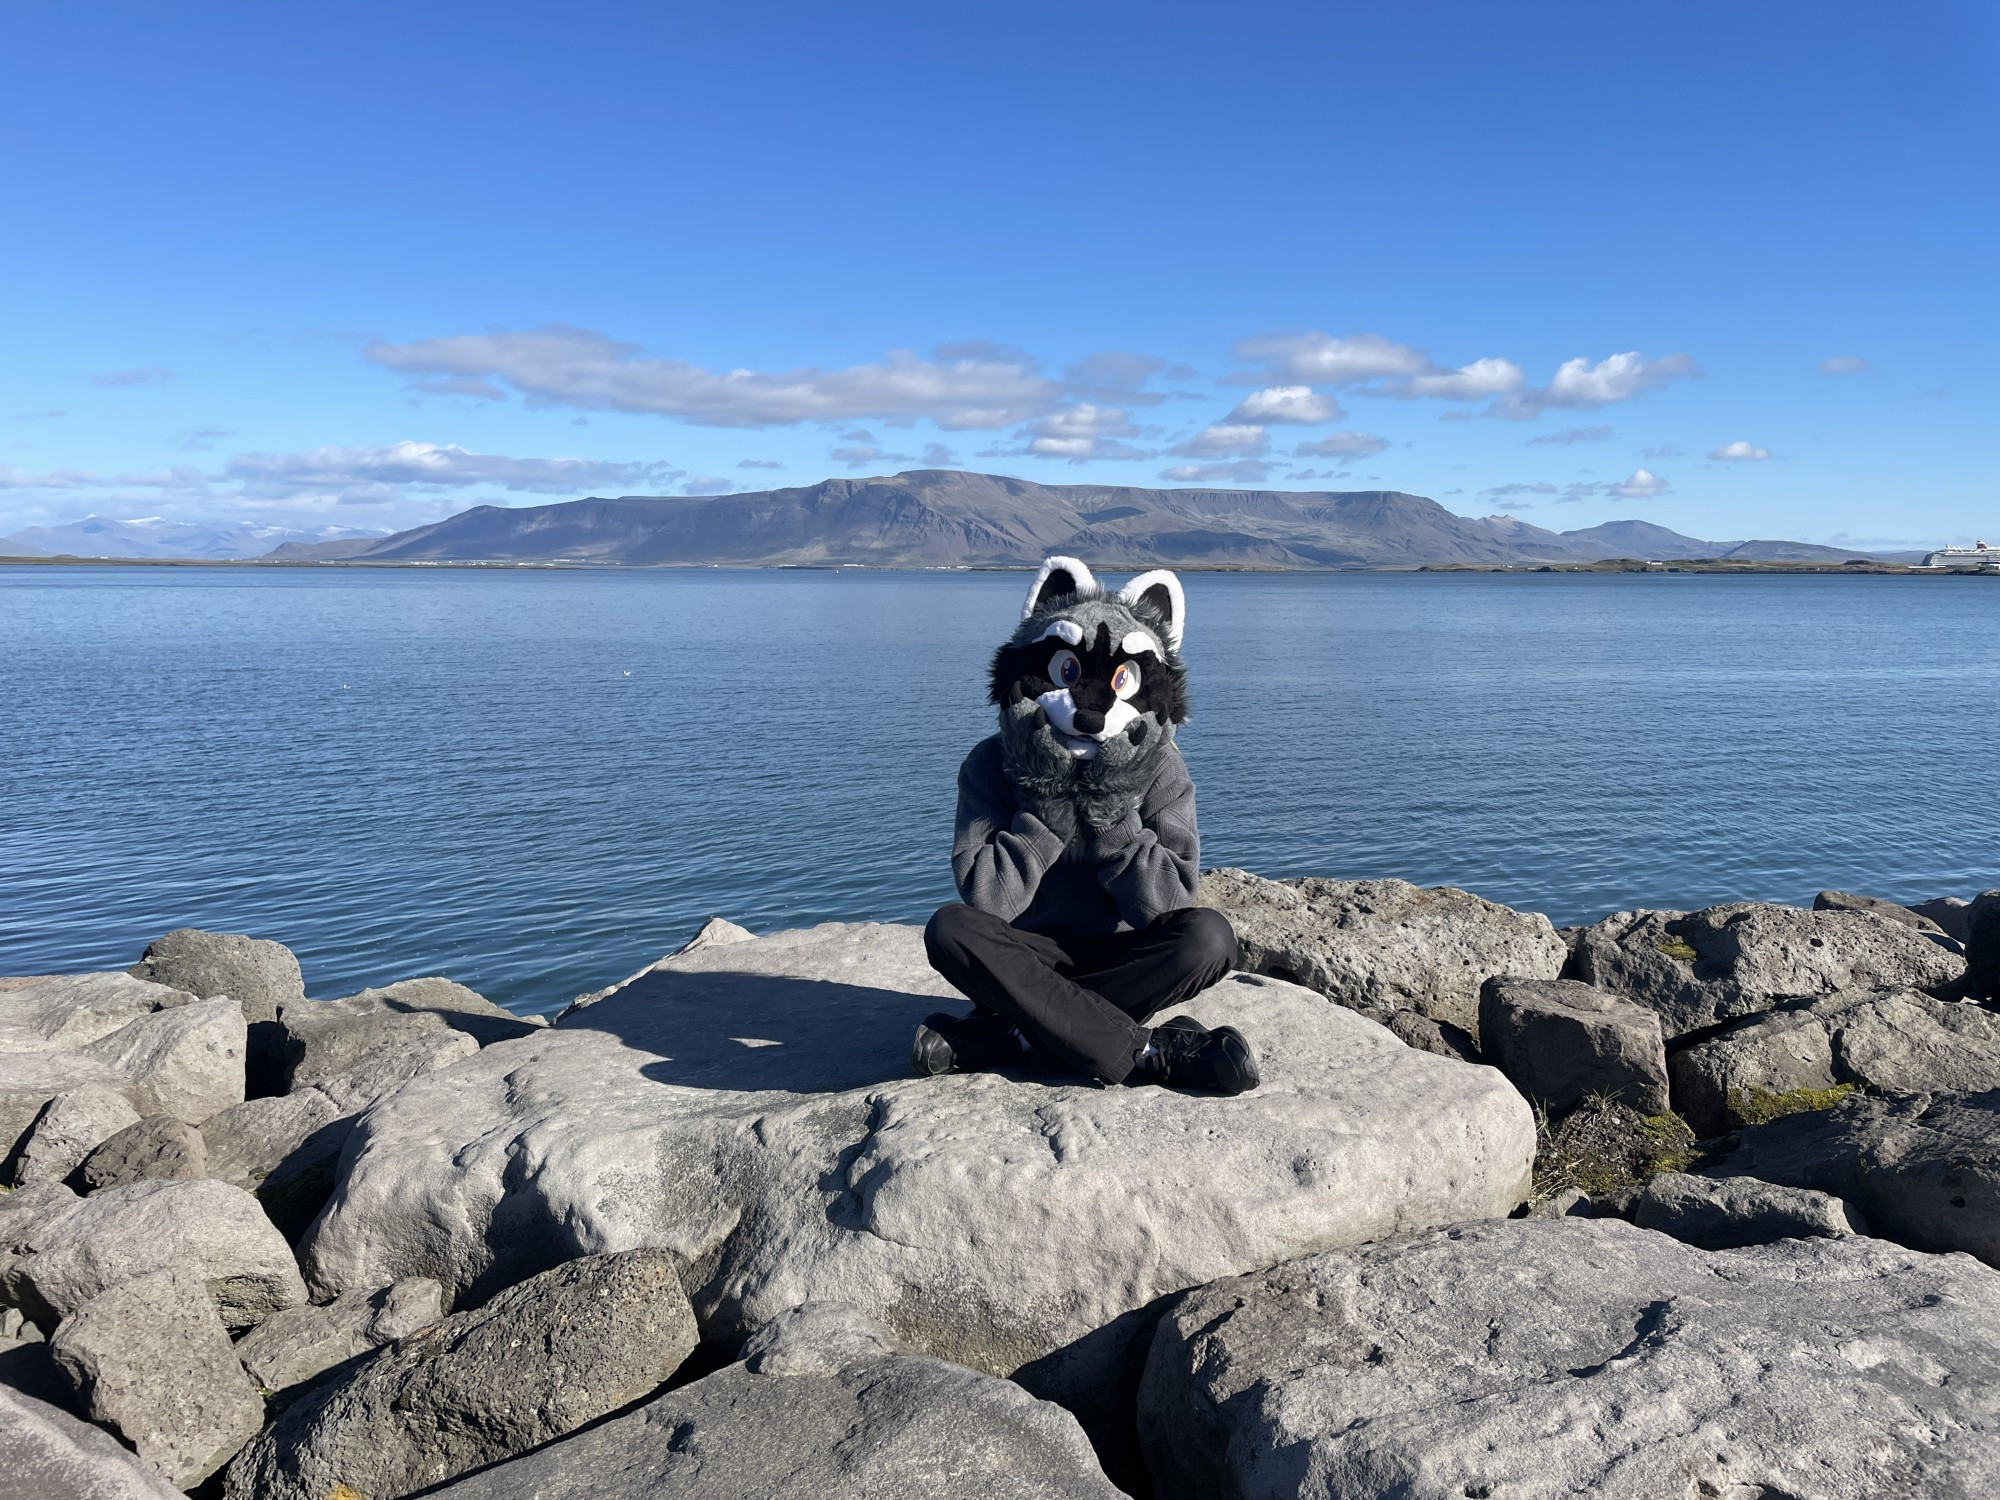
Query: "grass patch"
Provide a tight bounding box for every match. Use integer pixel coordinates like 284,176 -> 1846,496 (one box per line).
1726,1082 -> 1858,1128
1654,938 -> 1698,963
1531,1095 -> 1701,1202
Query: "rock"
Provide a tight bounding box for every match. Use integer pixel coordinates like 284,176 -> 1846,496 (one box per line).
0,973 -> 192,1054
421,1298 -> 1124,1500
1571,902 -> 1968,1038
80,998 -> 245,1124
1522,1186 -> 1592,1219
1669,1008 -> 1838,1136
1138,1217 -> 2000,1500
1382,1008 -> 1480,1063
74,1115 -> 205,1191
0,1178 -> 307,1329
1707,1088 -> 2000,1266
299,922 -> 1534,1472
1625,1169 -> 1866,1248
277,977 -> 532,1091
1911,895 -> 1972,943
233,1277 -> 443,1393
312,1027 -> 478,1114
1197,868 -> 1566,1033
1813,888 -> 1949,936
7,1085 -> 142,1187
198,1090 -> 351,1239
1669,987 -> 2000,1135
1478,976 -> 1668,1115
0,1385 -> 183,1500
561,917 -> 763,1018
1969,889 -> 2000,999
0,1053 -> 135,1171
201,1033 -> 479,1240
128,928 -> 304,1026
48,1266 -> 265,1489
222,1248 -> 698,1500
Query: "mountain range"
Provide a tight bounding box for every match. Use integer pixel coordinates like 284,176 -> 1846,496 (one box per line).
4,473 -> 1905,569
0,515 -> 387,561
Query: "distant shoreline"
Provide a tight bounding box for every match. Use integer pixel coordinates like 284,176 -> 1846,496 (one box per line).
2,554 -> 1995,577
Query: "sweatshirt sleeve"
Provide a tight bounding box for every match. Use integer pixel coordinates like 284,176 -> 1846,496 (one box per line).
950,739 -> 1068,921
1092,749 -> 1200,928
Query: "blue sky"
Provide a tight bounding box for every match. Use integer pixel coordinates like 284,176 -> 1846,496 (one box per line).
2,0 -> 1993,545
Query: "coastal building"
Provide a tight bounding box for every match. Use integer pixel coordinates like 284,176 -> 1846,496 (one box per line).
1922,541 -> 2000,570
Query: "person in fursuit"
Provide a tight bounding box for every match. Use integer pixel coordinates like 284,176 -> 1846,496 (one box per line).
917,556 -> 1258,1094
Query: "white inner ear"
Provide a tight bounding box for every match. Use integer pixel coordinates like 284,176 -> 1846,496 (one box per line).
1116,569 -> 1185,651
1036,620 -> 1085,645
1022,555 -> 1098,621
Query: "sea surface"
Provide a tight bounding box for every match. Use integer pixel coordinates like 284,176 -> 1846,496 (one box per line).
3,565 -> 1995,1015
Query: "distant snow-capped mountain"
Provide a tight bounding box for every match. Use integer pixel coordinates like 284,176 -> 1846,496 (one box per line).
0,515 -> 388,560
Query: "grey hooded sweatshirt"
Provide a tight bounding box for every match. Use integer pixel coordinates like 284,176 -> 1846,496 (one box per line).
950,732 -> 1200,937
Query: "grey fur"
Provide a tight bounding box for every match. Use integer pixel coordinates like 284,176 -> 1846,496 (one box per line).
998,586 -> 1185,833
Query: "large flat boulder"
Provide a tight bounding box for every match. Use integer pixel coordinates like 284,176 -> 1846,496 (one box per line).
1138,1217 -> 2000,1500
0,1385 -> 183,1500
75,1115 -> 206,1192
0,1179 -> 307,1330
128,928 -> 304,1026
300,922 -> 1534,1464
1622,1170 -> 1867,1249
1670,987 -> 2000,1134
1706,1088 -> 2000,1266
1572,903 -> 1967,1038
222,1248 -> 698,1500
277,977 -> 532,1091
1813,888 -> 1951,937
47,1265 -> 265,1490
1197,868 -> 1566,1034
422,1302 -> 1123,1500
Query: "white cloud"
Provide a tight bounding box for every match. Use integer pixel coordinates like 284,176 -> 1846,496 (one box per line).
737,459 -> 784,469
1402,357 -> 1526,401
1484,481 -> 1559,497
365,324 -> 1060,430
1232,331 -> 1431,384
1709,440 -> 1772,461
1172,423 -> 1267,458
829,443 -> 888,469
1820,356 -> 1869,376
1225,386 -> 1344,425
1161,459 -> 1274,484
1612,467 -> 1669,498
681,476 -> 735,495
1020,404 -> 1147,463
224,442 -> 679,501
1490,352 -> 1699,419
1294,430 -> 1388,458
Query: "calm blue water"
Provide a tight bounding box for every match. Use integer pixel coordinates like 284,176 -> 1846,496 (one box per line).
3,566 -> 1995,1015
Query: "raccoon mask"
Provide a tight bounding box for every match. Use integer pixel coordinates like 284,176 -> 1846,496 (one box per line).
988,556 -> 1190,832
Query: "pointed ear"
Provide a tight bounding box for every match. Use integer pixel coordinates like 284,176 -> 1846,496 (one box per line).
1117,569 -> 1185,651
1022,555 -> 1097,619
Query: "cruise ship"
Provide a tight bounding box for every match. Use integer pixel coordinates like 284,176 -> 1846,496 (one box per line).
1922,541 -> 2000,570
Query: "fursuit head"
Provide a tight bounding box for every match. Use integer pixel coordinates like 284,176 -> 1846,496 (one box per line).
989,556 -> 1190,833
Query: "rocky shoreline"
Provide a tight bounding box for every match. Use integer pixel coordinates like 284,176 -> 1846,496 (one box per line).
1,875 -> 1996,1497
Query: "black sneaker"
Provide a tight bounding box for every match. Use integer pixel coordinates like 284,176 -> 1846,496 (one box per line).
910,1011 -> 1024,1077
1138,1020 -> 1260,1095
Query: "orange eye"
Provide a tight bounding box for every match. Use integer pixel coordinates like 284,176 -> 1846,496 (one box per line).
1111,662 -> 1142,700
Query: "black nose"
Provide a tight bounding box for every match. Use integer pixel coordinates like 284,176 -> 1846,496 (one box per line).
1071,708 -> 1107,734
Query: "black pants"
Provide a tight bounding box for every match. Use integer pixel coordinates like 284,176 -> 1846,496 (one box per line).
923,903 -> 1240,1084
